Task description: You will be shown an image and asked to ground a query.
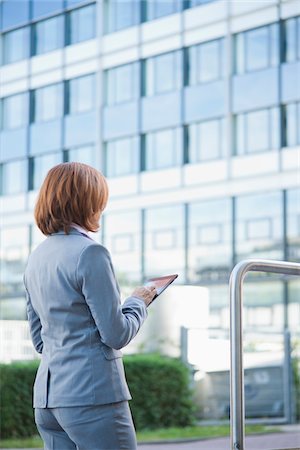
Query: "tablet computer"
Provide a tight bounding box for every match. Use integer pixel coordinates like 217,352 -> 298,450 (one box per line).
145,274 -> 178,305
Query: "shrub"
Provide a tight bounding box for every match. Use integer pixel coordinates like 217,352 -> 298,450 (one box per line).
0,361 -> 39,438
0,354 -> 195,439
124,353 -> 195,430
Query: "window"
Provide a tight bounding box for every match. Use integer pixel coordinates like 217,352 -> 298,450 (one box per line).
145,0 -> 181,21
189,0 -> 217,6
283,16 -> 300,63
143,50 -> 182,96
188,117 -> 225,162
30,152 -> 63,190
0,226 -> 29,297
235,24 -> 279,74
287,188 -> 300,262
104,210 -> 142,283
234,107 -> 280,155
236,192 -> 283,262
188,198 -> 232,282
67,74 -> 95,114
145,205 -> 185,277
105,136 -> 139,177
3,27 -> 30,64
2,0 -> 30,30
68,144 -> 95,166
33,84 -> 63,122
32,0 -> 64,20
143,127 -> 182,170
104,0 -> 140,34
1,93 -> 28,130
0,159 -> 28,195
188,38 -> 225,85
105,63 -> 139,106
67,4 -> 96,45
33,15 -> 64,55
284,102 -> 300,147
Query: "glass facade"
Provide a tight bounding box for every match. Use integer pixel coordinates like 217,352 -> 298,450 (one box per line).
33,15 -> 64,55
235,24 -> 279,74
143,127 -> 182,170
3,27 -> 30,64
105,63 -> 140,106
143,50 -> 182,96
33,84 -> 63,122
188,38 -> 225,85
188,117 -> 225,161
1,93 -> 29,130
67,74 -> 95,114
234,107 -> 280,155
105,137 -> 139,177
284,16 -> 300,63
0,0 -> 298,365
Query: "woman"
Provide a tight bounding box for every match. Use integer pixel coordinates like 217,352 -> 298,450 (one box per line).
24,162 -> 156,450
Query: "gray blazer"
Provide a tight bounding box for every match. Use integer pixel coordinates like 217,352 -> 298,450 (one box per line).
24,228 -> 148,408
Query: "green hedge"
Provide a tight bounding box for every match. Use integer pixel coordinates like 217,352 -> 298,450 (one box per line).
0,354 -> 195,439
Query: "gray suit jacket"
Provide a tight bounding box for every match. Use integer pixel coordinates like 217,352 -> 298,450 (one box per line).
24,228 -> 147,408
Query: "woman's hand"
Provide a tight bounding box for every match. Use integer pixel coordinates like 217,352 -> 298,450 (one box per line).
131,285 -> 157,307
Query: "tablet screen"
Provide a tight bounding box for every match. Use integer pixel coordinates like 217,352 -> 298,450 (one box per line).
145,274 -> 178,304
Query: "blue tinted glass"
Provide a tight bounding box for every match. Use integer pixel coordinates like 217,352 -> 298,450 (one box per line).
3,27 -> 29,64
287,188 -> 300,262
145,127 -> 182,170
34,84 -> 63,122
106,137 -> 139,177
246,26 -> 269,71
68,4 -> 95,44
68,144 -> 95,166
34,15 -> 64,55
147,0 -> 181,20
69,74 -> 95,114
2,93 -> 28,129
115,0 -> 140,31
2,0 -> 29,30
1,159 -> 28,195
32,0 -> 64,20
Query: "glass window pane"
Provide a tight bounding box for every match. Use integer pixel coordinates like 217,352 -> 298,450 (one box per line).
68,4 -> 95,45
68,145 -> 95,166
2,0 -> 29,30
146,51 -> 182,96
2,93 -> 28,129
104,0 -> 140,34
246,27 -> 269,72
236,192 -> 283,263
1,159 -> 28,195
32,0 -> 63,20
34,84 -> 63,122
3,27 -> 29,64
34,15 -> 64,55
0,226 -> 29,297
189,118 -> 224,162
199,40 -> 219,82
105,62 -> 139,105
235,33 -> 245,75
104,210 -> 142,283
33,152 -> 62,190
247,109 -> 269,153
146,0 -> 181,21
69,74 -> 95,114
106,136 -> 139,177
145,127 -> 182,170
284,18 -> 296,63
287,188 -> 300,262
145,205 -> 185,279
189,198 -> 232,283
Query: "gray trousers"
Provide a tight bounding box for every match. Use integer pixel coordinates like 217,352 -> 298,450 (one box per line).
34,401 -> 137,450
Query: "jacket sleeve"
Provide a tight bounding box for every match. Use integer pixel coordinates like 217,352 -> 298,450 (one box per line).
77,244 -> 148,350
24,281 -> 43,354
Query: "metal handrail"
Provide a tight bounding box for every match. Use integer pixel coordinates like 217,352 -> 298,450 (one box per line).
229,259 -> 300,450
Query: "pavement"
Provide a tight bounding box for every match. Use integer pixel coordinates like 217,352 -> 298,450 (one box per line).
3,425 -> 300,450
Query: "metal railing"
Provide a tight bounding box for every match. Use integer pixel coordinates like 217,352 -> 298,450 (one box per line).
230,259 -> 300,450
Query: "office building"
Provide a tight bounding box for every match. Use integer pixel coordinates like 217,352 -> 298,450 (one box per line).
0,0 -> 299,357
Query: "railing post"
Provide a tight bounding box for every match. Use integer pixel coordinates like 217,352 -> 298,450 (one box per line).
229,259 -> 300,450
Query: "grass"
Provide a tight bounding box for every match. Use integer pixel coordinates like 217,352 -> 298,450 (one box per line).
0,425 -> 281,448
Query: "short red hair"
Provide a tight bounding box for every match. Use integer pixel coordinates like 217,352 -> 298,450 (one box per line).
35,162 -> 108,236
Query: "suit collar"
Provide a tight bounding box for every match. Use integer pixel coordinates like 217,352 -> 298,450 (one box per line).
50,227 -> 83,236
